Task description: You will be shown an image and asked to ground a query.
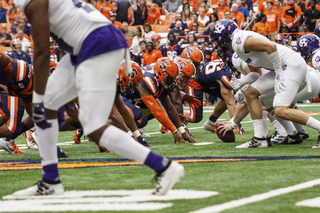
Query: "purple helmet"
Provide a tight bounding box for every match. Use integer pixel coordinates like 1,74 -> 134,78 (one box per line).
297,34 -> 320,62
210,19 -> 238,49
315,24 -> 320,37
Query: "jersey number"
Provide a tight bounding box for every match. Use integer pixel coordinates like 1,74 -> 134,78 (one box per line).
205,61 -> 222,75
72,0 -> 94,12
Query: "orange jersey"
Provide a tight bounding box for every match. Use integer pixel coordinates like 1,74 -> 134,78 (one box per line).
281,5 -> 302,28
218,5 -> 230,14
258,0 -> 275,12
147,7 -> 161,25
265,10 -> 280,32
252,22 -> 270,34
97,3 -> 114,19
113,21 -> 122,29
191,0 -> 199,12
6,11 -> 20,24
231,12 -> 245,27
274,5 -> 283,16
142,49 -> 163,66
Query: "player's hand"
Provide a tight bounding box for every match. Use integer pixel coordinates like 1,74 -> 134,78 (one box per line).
172,131 -> 186,144
181,132 -> 196,143
230,78 -> 243,90
216,121 -> 233,136
275,73 -> 286,93
32,102 -> 52,129
183,94 -> 201,108
136,135 -> 150,147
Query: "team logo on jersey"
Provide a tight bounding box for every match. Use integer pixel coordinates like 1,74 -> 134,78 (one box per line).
236,38 -> 241,44
214,23 -> 225,34
299,38 -> 308,47
282,64 -> 287,70
315,56 -> 320,62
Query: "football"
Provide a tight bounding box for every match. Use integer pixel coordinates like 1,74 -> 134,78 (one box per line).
215,122 -> 235,143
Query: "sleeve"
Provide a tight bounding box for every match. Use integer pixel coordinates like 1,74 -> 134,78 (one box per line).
296,5 -> 303,16
140,76 -> 159,95
232,53 -> 247,75
219,74 -> 233,90
312,52 -> 320,71
141,95 -> 176,132
232,31 -> 249,54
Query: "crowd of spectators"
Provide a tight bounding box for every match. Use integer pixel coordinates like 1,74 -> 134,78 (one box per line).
0,0 -> 320,66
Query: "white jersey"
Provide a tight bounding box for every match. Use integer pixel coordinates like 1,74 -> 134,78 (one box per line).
311,50 -> 320,71
232,30 -> 295,70
14,0 -> 110,56
232,52 -> 270,76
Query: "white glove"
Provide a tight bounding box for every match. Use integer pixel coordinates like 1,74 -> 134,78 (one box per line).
230,78 -> 243,90
275,73 -> 286,93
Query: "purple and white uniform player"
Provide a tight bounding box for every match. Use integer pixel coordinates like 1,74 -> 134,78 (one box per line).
10,0 -> 184,196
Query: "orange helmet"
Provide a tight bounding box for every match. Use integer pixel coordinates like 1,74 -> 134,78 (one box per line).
274,34 -> 283,44
118,61 -> 143,93
151,33 -> 161,44
153,57 -> 179,89
174,58 -> 196,89
181,47 -> 204,73
49,59 -> 58,74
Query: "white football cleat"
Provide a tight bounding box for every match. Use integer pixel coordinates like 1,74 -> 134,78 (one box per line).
152,161 -> 184,196
236,137 -> 269,148
312,136 -> 320,149
23,130 -> 38,149
11,181 -> 64,197
203,120 -> 216,133
0,138 -> 14,154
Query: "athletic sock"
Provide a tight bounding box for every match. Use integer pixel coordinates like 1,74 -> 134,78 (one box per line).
275,115 -> 297,135
306,116 -> 320,132
262,108 -> 268,138
43,164 -> 60,183
209,113 -> 219,123
253,119 -> 265,138
292,122 -> 308,134
272,120 -> 287,135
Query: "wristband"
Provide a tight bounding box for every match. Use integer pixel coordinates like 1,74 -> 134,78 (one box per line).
127,131 -> 133,137
33,92 -> 44,103
133,130 -> 141,138
178,126 -> 186,134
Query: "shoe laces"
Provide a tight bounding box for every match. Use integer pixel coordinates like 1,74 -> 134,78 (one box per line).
35,181 -> 54,195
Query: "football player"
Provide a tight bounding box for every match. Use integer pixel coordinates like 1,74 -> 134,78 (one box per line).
161,32 -> 182,59
210,19 -> 320,148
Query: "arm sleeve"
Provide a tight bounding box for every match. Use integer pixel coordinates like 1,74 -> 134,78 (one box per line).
141,95 -> 177,133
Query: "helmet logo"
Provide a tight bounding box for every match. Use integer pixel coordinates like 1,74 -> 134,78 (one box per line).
316,56 -> 320,62
236,37 -> 241,44
130,68 -> 138,78
178,61 -> 187,70
159,60 -> 169,70
214,23 -> 225,34
299,38 -> 308,47
184,48 -> 193,57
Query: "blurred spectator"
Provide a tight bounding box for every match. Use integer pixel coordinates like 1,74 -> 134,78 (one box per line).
0,24 -> 11,46
241,0 -> 253,17
110,12 -> 123,29
212,4 -> 224,20
11,41 -> 31,64
164,0 -> 182,13
20,13 -> 32,34
236,0 -> 249,22
0,1 -> 7,23
256,0 -> 274,16
133,0 -> 148,25
281,0 -> 302,38
147,3 -> 161,24
201,42 -> 214,62
17,19 -> 31,37
274,0 -> 283,15
304,0 -> 320,32
231,3 -> 245,28
161,32 -> 182,59
151,33 -> 162,51
143,22 -> 155,39
274,34 -> 284,44
131,26 -> 145,54
114,0 -> 134,24
6,2 -> 20,24
186,32 -> 199,47
14,29 -> 30,52
279,25 -> 292,46
192,0 -> 200,12
204,13 -> 219,33
182,7 -> 193,26
218,0 -> 231,14
142,41 -> 163,65
190,22 -> 199,33
170,13 -> 188,31
225,10 -> 238,25
177,0 -> 193,13
294,0 -> 306,26
252,13 -> 270,34
133,40 -> 147,66
198,7 -> 210,26
265,1 -> 280,34
188,12 -> 204,31
169,20 -> 186,45
97,0 -> 113,19
9,13 -> 19,34
122,22 -> 136,37
196,26 -> 208,43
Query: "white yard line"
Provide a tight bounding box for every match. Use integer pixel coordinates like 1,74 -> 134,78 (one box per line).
191,178 -> 320,213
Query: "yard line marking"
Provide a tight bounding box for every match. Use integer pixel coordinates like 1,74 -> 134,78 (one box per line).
191,178 -> 320,213
296,197 -> 320,208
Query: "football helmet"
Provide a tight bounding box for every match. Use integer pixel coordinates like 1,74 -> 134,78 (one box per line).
297,34 -> 320,62
315,23 -> 320,38
273,34 -> 283,44
154,57 -> 179,90
174,58 -> 196,90
118,61 -> 143,93
151,33 -> 161,44
210,19 -> 238,49
181,47 -> 204,73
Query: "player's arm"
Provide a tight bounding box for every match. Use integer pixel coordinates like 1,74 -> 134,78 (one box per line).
217,80 -> 236,119
25,0 -> 50,95
0,52 -> 14,79
169,87 -> 183,114
109,104 -> 130,132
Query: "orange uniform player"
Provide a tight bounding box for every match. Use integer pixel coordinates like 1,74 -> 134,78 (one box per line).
147,4 -> 161,25
142,42 -> 163,66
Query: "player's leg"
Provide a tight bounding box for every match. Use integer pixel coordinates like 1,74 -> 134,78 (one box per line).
203,100 -> 226,133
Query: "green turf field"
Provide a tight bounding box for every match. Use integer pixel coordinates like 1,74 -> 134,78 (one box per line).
0,103 -> 320,213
